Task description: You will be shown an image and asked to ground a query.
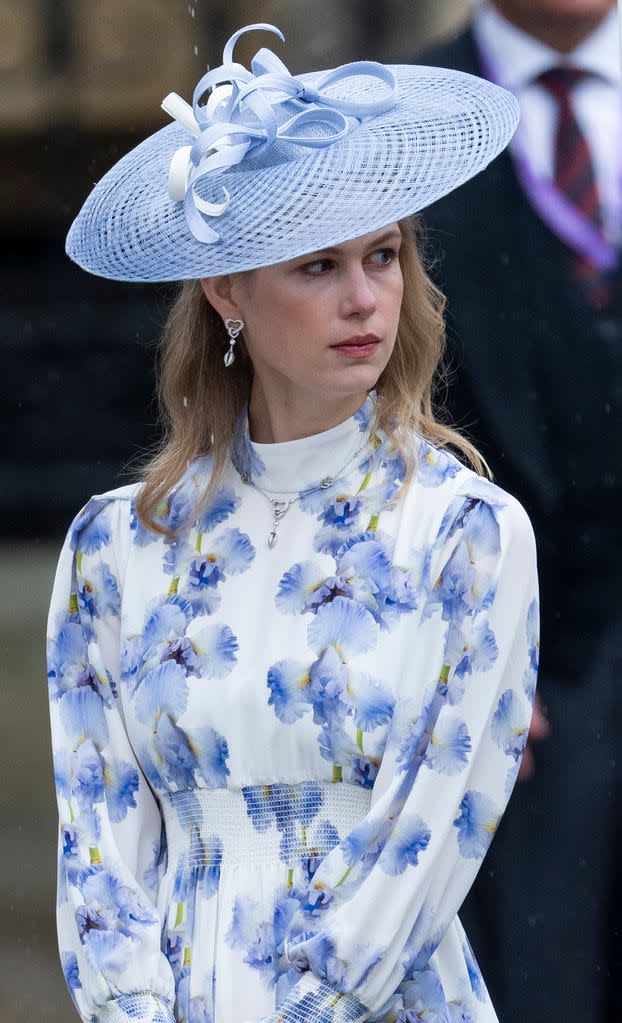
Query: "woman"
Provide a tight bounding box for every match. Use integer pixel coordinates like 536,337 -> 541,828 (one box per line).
48,23 -> 538,1023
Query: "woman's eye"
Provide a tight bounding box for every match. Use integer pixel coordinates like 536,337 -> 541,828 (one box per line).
368,247 -> 397,265
302,258 -> 332,274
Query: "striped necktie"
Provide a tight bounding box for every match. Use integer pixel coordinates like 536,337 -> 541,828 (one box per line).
537,66 -> 612,309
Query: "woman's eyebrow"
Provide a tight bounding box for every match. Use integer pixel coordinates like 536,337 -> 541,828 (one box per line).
305,229 -> 402,259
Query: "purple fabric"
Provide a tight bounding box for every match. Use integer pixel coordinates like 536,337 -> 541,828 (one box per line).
477,46 -> 620,272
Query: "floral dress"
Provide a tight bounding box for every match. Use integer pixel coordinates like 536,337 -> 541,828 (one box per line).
47,393 -> 539,1023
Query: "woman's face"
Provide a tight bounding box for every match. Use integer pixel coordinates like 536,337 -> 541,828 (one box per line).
202,224 -> 404,407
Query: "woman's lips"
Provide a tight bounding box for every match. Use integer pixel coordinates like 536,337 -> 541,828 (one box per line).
331,335 -> 380,358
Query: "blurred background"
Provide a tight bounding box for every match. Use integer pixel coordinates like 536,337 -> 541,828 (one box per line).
1,2 -> 470,1020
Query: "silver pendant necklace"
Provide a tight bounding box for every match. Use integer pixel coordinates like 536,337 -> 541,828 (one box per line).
238,438 -> 372,549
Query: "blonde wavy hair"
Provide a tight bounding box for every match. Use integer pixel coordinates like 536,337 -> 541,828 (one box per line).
136,217 -> 488,535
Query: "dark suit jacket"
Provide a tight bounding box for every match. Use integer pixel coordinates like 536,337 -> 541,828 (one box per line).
417,29 -> 621,688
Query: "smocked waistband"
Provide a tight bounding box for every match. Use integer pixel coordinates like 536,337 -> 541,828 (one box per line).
160,782 -> 372,867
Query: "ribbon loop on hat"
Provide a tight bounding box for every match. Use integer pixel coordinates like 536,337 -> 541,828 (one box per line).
162,23 -> 399,244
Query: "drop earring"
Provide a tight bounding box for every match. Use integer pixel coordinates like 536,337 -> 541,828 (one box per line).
223,318 -> 244,367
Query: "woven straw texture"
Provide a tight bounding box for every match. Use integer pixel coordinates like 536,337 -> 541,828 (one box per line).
66,64 -> 519,282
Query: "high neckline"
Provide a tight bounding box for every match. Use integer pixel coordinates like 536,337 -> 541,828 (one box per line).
231,392 -> 377,496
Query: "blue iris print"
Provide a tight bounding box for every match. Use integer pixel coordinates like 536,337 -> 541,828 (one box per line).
309,648 -> 349,727
143,830 -> 167,893
340,814 -> 385,870
183,623 -> 239,679
288,931 -> 383,995
437,494 -> 502,555
67,740 -> 106,810
378,812 -> 431,875
279,535 -> 419,630
425,716 -> 472,776
346,672 -> 395,731
61,950 -> 82,994
69,501 -> 111,555
82,929 -> 133,976
491,690 -> 530,761
78,562 -> 120,621
183,528 -> 255,614
242,782 -> 325,866
318,724 -> 358,767
67,809 -> 101,854
425,544 -> 497,628
448,1000 -> 477,1023
300,820 -> 340,881
276,562 -> 334,615
460,499 -> 502,560
155,720 -> 230,790
226,889 -> 299,990
504,758 -> 521,799
48,619 -> 112,706
353,393 -> 376,433
243,782 -> 323,833
267,661 -> 313,723
350,751 -> 381,789
358,434 -> 406,489
523,597 -> 539,701
153,714 -> 198,790
400,904 -> 441,978
129,503 -> 159,547
232,405 -> 267,481
462,937 -> 486,1003
453,791 -> 500,860
298,479 -> 363,526
394,689 -> 443,774
185,725 -> 230,787
308,597 -> 378,659
196,486 -> 240,533
188,996 -> 214,1023
443,619 -> 499,681
161,471 -> 203,533
129,594 -> 239,687
314,526 -> 362,558
133,660 -> 229,788
165,933 -> 183,971
400,967 -> 450,1023
163,535 -> 196,579
416,441 -> 462,489
103,758 -> 140,822
134,661 -> 189,726
78,864 -> 157,939
187,829 -> 223,895
59,685 -> 109,751
126,597 -> 192,688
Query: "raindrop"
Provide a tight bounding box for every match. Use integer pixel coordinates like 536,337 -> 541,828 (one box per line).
194,45 -> 198,56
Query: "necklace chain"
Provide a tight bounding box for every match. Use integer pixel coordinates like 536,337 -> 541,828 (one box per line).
238,435 -> 373,549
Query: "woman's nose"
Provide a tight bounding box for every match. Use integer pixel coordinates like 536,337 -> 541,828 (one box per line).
340,268 -> 377,318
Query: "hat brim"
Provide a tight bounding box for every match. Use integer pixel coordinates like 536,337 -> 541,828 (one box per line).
66,65 -> 519,282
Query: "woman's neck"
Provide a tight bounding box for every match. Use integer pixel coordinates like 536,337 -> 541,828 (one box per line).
248,379 -> 369,443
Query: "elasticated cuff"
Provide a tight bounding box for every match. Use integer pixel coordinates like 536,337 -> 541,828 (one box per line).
96,992 -> 176,1023
261,972 -> 369,1023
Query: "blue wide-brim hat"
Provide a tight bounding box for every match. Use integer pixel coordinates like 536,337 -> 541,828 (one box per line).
66,22 -> 519,283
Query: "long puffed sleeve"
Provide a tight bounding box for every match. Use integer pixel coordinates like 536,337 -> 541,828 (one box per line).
265,486 -> 539,1023
47,491 -> 176,1023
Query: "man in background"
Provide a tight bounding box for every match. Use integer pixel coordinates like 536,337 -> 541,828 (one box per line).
417,3 -> 621,1021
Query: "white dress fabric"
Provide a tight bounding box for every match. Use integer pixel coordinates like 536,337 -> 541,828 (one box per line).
47,393 -> 539,1023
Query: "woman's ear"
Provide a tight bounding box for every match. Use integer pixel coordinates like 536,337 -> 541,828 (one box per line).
200,275 -> 243,321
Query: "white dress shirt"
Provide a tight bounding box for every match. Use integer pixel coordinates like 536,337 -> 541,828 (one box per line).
473,4 -> 622,243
